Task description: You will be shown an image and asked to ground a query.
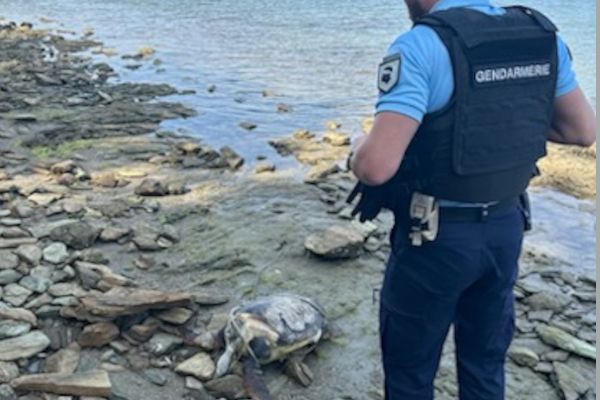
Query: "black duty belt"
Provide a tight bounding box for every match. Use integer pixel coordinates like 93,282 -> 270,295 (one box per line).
438,197 -> 519,223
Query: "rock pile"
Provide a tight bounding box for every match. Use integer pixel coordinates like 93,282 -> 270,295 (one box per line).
0,20 -> 256,400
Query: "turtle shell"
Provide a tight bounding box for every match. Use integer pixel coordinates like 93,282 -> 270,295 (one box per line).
231,294 -> 327,363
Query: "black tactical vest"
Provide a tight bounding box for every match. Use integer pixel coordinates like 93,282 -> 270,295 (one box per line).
395,6 -> 559,202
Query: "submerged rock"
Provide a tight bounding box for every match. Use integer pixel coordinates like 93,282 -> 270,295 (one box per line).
323,131 -> 350,146
239,122 -> 257,131
255,162 -> 276,174
219,146 -> 244,171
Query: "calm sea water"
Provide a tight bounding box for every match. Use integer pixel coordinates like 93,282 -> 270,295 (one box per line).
0,0 -> 596,161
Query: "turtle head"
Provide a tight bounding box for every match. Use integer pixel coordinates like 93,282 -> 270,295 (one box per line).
215,319 -> 243,377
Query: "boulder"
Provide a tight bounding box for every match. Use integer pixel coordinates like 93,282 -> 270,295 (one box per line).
49,222 -> 100,250
305,225 -> 364,259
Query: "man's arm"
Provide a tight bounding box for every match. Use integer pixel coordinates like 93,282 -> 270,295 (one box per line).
548,86 -> 596,147
350,112 -> 419,186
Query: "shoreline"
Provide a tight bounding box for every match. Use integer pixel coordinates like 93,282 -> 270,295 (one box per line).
0,20 -> 595,400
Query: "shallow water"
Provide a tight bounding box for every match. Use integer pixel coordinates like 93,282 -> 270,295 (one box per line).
0,0 -> 596,161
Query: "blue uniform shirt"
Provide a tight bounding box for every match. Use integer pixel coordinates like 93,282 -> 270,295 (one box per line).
376,0 -> 578,122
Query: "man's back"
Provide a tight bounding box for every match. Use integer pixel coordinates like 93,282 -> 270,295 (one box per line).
376,0 -> 577,124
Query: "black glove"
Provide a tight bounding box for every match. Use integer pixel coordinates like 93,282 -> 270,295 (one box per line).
346,182 -> 388,222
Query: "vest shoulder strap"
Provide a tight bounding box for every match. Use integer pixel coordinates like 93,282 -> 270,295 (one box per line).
504,6 -> 558,32
414,7 -> 557,48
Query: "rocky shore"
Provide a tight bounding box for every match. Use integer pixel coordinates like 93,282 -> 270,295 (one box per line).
0,20 -> 595,400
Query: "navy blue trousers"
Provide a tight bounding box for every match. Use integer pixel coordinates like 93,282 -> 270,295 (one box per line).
380,207 -> 524,400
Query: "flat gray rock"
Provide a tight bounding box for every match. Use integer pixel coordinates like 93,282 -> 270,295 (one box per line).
0,331 -> 50,361
553,362 -> 592,400
42,242 -> 69,264
0,252 -> 18,269
537,325 -> 596,360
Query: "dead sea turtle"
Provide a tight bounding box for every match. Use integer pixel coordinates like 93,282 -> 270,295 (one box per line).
215,294 -> 329,398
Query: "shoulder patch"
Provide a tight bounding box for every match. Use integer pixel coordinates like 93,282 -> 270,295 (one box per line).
378,53 -> 401,93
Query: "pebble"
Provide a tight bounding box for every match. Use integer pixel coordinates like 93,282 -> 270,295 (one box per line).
508,346 -> 539,367
2,284 -> 32,307
175,352 -> 215,381
0,252 -> 19,270
19,275 -> 52,294
0,270 -> 22,285
14,244 -> 42,266
42,242 -> 69,264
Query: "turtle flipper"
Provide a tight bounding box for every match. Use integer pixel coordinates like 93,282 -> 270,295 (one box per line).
242,357 -> 276,400
284,357 -> 314,387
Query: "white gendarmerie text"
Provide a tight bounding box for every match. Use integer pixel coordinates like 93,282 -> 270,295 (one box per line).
474,63 -> 551,84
